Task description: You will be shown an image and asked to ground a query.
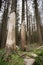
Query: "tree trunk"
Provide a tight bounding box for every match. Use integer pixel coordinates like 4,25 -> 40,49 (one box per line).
6,12 -> 16,51
21,0 -> 26,50
0,0 -> 9,48
0,0 -> 2,10
21,22 -> 26,51
26,0 -> 30,44
34,0 -> 42,43
6,0 -> 17,52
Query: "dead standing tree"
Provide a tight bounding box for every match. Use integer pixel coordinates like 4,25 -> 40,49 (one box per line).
6,0 -> 17,55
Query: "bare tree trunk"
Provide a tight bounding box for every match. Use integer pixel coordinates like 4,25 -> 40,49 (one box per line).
26,0 -> 31,43
6,12 -> 16,51
26,0 -> 29,43
26,0 -> 30,44
21,22 -> 26,51
0,0 -> 9,48
6,0 -> 17,52
21,0 -> 26,51
34,0 -> 42,43
0,0 -> 2,10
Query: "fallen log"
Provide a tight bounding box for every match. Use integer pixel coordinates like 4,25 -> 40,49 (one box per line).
37,46 -> 43,49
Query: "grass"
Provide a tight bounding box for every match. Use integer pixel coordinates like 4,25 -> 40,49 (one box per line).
34,49 -> 43,65
0,49 -> 24,65
0,46 -> 43,65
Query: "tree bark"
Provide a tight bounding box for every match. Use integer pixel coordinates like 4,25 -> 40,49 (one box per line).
0,0 -> 9,48
6,0 -> 17,52
0,0 -> 2,10
21,0 -> 27,50
21,22 -> 26,51
26,0 -> 30,44
34,0 -> 42,43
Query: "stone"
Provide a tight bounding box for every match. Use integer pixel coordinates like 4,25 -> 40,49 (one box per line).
24,58 -> 35,65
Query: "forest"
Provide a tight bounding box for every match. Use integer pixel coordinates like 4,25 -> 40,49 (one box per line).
0,0 -> 43,65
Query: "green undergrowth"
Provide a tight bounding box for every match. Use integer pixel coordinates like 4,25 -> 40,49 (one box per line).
34,49 -> 43,65
0,48 -> 43,65
0,49 -> 24,65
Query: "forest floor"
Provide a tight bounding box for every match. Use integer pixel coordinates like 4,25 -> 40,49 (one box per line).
0,43 -> 43,65
27,43 -> 43,51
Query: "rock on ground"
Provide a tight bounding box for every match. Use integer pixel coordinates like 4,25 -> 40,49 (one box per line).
24,58 -> 35,65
